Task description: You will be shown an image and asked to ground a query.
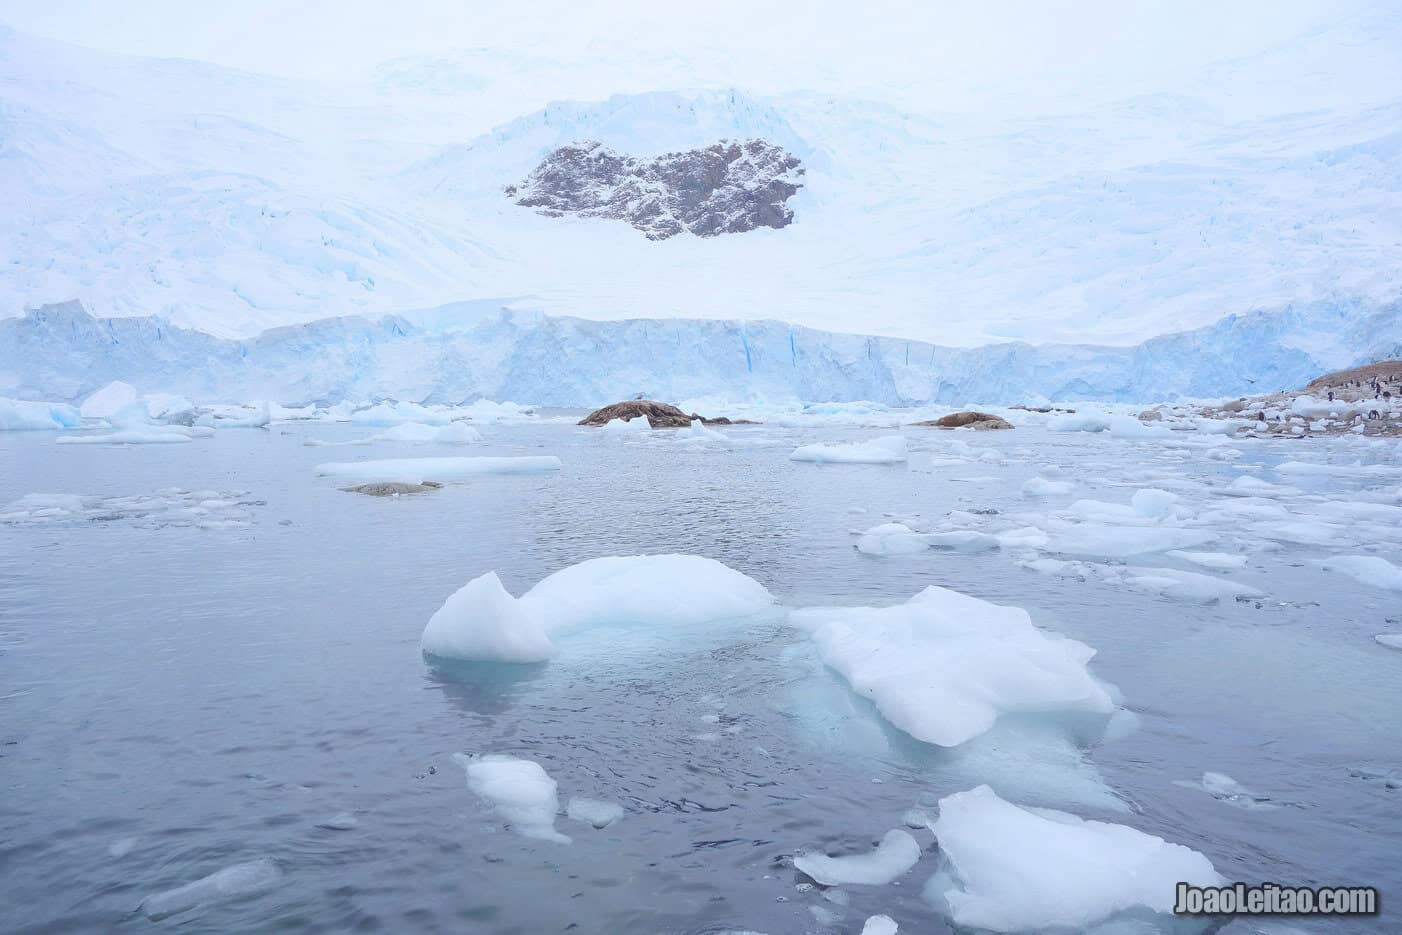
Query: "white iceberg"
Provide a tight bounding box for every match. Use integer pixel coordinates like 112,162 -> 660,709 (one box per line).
924,785 -> 1221,933
79,381 -> 139,419
0,397 -> 82,431
565,797 -> 625,829
790,586 -> 1116,747
861,916 -> 898,935
316,455 -> 561,483
790,435 -> 907,464
453,753 -> 569,843
422,555 -> 775,663
793,829 -> 921,886
1044,524 -> 1216,559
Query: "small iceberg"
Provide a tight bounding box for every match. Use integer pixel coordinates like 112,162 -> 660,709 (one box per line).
924,785 -> 1220,932
794,829 -> 921,886
453,753 -> 569,843
790,435 -> 907,464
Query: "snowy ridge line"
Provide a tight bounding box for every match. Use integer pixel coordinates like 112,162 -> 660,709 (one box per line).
3,296 -> 1398,407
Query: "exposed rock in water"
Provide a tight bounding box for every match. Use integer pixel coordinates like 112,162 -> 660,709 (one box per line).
578,400 -> 755,428
343,481 -> 444,496
1138,408 -> 1163,421
506,139 -> 803,240
1010,404 -> 1076,414
913,411 -> 1014,430
1186,358 -> 1402,437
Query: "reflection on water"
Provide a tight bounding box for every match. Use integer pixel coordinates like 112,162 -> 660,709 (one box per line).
0,420 -> 1398,933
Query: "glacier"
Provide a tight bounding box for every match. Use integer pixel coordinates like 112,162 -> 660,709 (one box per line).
1,297 -> 1397,407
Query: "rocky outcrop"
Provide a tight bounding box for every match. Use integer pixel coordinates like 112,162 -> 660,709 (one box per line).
344,481 -> 443,496
1188,359 -> 1402,437
578,400 -> 754,428
914,411 -> 1014,430
506,139 -> 803,240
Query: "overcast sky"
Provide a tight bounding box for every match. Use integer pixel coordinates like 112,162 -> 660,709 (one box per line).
0,0 -> 1379,114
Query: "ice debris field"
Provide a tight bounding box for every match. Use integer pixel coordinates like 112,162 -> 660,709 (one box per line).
3,390 -> 1401,934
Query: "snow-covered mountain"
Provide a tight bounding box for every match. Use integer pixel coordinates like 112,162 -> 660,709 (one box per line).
0,9 -> 1399,366
5,298 -> 1397,407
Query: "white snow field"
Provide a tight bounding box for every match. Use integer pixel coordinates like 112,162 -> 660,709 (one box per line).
790,586 -> 1117,747
421,555 -> 777,663
790,436 -> 907,464
314,455 -> 562,483
792,829 -> 922,886
452,754 -> 570,843
924,785 -> 1221,932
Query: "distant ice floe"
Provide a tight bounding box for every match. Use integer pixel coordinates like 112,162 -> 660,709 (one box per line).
924,785 -> 1220,933
314,455 -> 561,483
0,489 -> 258,529
1173,771 -> 1280,811
793,829 -> 921,886
0,397 -> 82,431
855,523 -> 999,556
1315,555 -> 1402,591
305,421 -> 483,447
140,857 -> 282,920
453,753 -> 570,843
57,426 -> 214,445
790,586 -> 1118,747
421,555 -> 776,663
790,435 -> 906,464
1022,475 -> 1074,497
1165,550 -> 1248,571
1020,558 -> 1264,603
565,797 -> 624,829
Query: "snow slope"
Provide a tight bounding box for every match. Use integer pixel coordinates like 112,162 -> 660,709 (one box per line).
3,298 -> 1396,406
2,14 -> 1399,349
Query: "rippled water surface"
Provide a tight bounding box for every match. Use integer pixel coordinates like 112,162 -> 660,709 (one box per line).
2,419 -> 1399,933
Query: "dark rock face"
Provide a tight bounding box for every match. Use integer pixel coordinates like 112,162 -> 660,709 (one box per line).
343,482 -> 444,496
578,400 -> 756,428
913,411 -> 1015,430
506,139 -> 804,240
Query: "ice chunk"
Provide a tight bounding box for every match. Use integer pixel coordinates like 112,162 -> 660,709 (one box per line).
453,753 -> 569,843
315,455 -> 561,483
924,785 -> 1220,932
316,812 -> 359,830
56,428 -> 200,445
79,381 -> 139,418
1174,772 -> 1278,810
861,916 -> 898,935
1045,525 -> 1215,559
1130,488 -> 1178,518
790,436 -> 907,464
1376,634 -> 1402,651
793,829 -> 921,886
1165,550 -> 1248,571
349,401 -> 456,425
422,555 -> 775,663
856,523 -> 929,555
566,797 -> 624,828
0,397 -> 82,431
378,421 -> 483,444
1122,567 -> 1263,603
140,858 -> 282,920
1315,555 -> 1402,591
1022,476 -> 1073,497
1222,475 -> 1299,498
790,586 -> 1116,747
1048,413 -> 1111,433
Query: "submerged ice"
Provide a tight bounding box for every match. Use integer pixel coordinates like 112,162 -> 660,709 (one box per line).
793,829 -> 921,886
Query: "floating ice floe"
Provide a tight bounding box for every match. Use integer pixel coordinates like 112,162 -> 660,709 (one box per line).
790,586 -> 1117,747
422,555 -> 775,663
790,435 -> 907,464
1043,524 -> 1215,559
307,422 -> 484,446
1315,555 -> 1402,591
453,753 -> 569,843
315,455 -> 561,483
855,523 -> 998,556
57,426 -> 213,445
1275,461 -> 1402,479
793,829 -> 921,886
860,916 -> 898,935
1376,634 -> 1402,651
0,397 -> 82,431
1022,476 -> 1074,497
0,489 -> 257,529
1165,550 -> 1248,571
349,401 -> 457,425
1173,771 -> 1279,810
565,797 -> 624,828
1019,558 -> 1262,603
924,785 -> 1220,933
140,857 -> 282,920
1221,475 -> 1300,498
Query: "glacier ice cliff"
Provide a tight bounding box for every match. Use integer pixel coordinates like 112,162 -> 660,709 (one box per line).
1,298 -> 1397,407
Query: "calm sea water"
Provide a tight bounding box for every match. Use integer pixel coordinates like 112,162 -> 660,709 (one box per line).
1,419 -> 1398,933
